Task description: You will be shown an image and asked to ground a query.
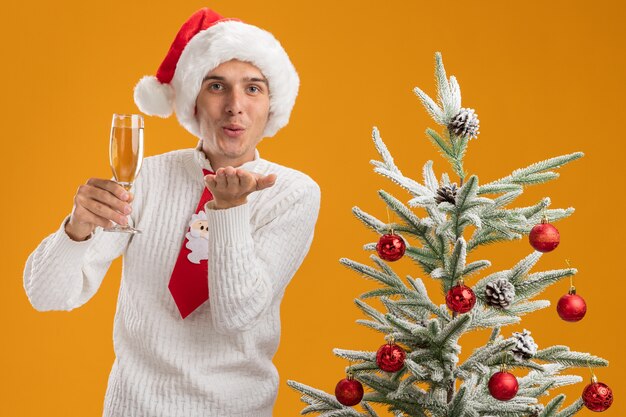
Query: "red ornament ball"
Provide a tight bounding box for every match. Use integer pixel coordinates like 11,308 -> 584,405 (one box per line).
583,381 -> 613,412
335,376 -> 364,406
376,233 -> 406,261
446,284 -> 476,314
557,291 -> 587,322
488,371 -> 519,401
376,343 -> 406,372
529,221 -> 560,252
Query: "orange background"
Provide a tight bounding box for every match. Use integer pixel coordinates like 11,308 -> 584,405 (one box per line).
2,0 -> 625,416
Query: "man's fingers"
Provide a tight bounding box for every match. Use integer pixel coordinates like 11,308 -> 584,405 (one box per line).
223,166 -> 240,187
76,185 -> 130,226
74,205 -> 118,229
256,173 -> 277,191
207,168 -> 275,208
214,168 -> 228,188
69,178 -> 134,233
237,169 -> 255,190
81,184 -> 132,216
204,174 -> 217,190
79,197 -> 129,226
86,178 -> 130,201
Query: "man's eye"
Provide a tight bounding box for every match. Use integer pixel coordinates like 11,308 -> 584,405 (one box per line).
248,86 -> 260,93
209,83 -> 223,91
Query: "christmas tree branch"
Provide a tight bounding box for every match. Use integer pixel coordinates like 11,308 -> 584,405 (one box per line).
514,268 -> 577,300
472,394 -> 541,415
355,319 -> 393,334
285,380 -> 348,414
490,326 -> 501,341
462,260 -> 492,278
332,348 -> 376,362
465,193 -> 574,251
355,374 -> 431,414
354,298 -> 387,324
351,205 -> 392,234
413,86 -> 444,124
518,381 -> 555,398
505,300 -> 552,316
378,190 -> 448,272
447,384 -> 470,416
412,52 -> 462,125
339,257 -> 408,290
540,394 -> 566,416
395,297 -> 448,321
365,238 -> 441,273
433,314 -> 471,349
555,398 -> 584,417
533,346 -> 609,369
448,238 -> 467,290
470,306 -> 522,329
519,364 -> 583,390
480,152 -> 584,191
434,52 -> 456,122
360,402 -> 382,417
370,127 -> 403,176
422,161 -> 439,194
424,129 -> 458,175
479,183 -> 524,195
457,338 -> 517,378
372,165 -> 434,202
473,251 -> 541,292
392,299 -> 430,324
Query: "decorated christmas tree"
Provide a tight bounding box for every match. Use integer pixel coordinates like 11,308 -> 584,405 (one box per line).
287,52 -> 613,417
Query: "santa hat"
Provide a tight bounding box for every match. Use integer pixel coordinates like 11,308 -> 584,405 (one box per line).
133,8 -> 300,139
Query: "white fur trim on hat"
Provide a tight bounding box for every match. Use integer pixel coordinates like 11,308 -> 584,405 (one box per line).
134,75 -> 175,118
172,20 -> 300,139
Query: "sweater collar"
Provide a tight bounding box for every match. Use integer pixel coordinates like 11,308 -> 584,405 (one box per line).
193,139 -> 261,173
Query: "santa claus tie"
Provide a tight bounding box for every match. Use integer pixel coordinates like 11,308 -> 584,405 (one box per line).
168,168 -> 214,319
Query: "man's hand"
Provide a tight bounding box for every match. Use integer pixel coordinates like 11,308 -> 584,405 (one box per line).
65,178 -> 134,241
204,166 -> 276,209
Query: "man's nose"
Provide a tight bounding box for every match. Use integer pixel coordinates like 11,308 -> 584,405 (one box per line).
225,89 -> 244,115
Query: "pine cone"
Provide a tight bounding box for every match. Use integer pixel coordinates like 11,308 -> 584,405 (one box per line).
448,108 -> 480,139
484,278 -> 515,308
511,329 -> 538,361
435,183 -> 458,205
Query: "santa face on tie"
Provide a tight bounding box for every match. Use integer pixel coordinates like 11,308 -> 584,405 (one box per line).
189,216 -> 209,239
185,211 -> 209,264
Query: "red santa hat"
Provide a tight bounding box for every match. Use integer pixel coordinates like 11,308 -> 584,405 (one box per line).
133,8 -> 300,139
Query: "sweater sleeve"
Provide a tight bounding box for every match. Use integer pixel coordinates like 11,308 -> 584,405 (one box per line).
23,179 -> 142,312
203,181 -> 321,334
23,216 -> 132,311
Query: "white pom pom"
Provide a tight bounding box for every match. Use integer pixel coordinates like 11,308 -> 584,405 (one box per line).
133,76 -> 174,117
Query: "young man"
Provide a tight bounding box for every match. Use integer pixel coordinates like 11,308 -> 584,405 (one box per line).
23,8 -> 320,417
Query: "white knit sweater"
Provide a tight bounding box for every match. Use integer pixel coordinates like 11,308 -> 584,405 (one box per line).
23,140 -> 321,417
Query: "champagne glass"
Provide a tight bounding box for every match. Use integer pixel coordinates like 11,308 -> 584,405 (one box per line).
104,113 -> 144,234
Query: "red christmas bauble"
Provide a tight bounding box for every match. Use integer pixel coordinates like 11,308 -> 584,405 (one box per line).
376,233 -> 406,261
376,343 -> 406,372
335,376 -> 364,406
529,221 -> 560,252
583,381 -> 613,412
488,371 -> 519,401
446,284 -> 476,314
557,291 -> 587,322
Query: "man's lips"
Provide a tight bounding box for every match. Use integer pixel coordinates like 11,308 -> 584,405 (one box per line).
223,125 -> 245,138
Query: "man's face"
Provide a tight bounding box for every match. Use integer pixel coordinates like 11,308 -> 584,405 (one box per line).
195,59 -> 270,167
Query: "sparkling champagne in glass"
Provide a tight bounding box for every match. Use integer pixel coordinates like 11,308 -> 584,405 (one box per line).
105,113 -> 144,234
